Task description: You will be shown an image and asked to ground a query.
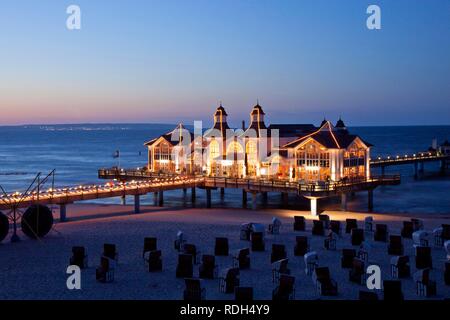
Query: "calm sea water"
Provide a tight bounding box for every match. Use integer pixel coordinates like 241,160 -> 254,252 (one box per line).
0,124 -> 449,215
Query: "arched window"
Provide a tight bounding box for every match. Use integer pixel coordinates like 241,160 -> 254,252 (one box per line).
209,140 -> 220,159
227,141 -> 243,154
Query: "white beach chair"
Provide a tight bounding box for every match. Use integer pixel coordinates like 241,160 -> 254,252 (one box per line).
413,230 -> 429,247
175,231 -> 187,251
433,227 -> 443,246
358,241 -> 371,262
444,240 -> 450,261
268,217 -> 282,235
364,216 -> 374,232
304,251 -> 319,276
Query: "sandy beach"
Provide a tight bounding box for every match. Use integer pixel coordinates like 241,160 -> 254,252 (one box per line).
0,203 -> 449,300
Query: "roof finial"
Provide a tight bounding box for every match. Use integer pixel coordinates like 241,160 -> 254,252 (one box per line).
219,100 -> 222,107
256,98 -> 259,106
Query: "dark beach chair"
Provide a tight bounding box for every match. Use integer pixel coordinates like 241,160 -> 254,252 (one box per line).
176,254 -> 193,278
374,224 -> 388,242
219,268 -> 240,293
312,220 -> 325,236
183,278 -> 205,301
388,235 -> 404,256
70,246 -> 88,269
359,290 -> 379,300
330,220 -> 341,235
391,255 -> 410,278
313,267 -> 338,296
345,219 -> 358,234
349,257 -> 366,285
445,262 -> 450,286
103,243 -> 118,262
215,237 -> 229,256
147,250 -> 162,272
96,256 -> 114,283
415,268 -> 436,297
234,287 -> 253,301
319,214 -> 330,229
341,248 -> 356,268
199,254 -> 218,279
183,244 -> 200,264
293,216 -> 305,231
411,218 -> 424,231
401,221 -> 414,239
233,248 -> 250,269
271,244 -> 287,263
415,246 -> 432,269
272,258 -> 290,283
294,236 -> 309,256
351,228 -> 364,246
324,231 -> 337,250
272,274 -> 295,300
383,280 -> 404,301
251,232 -> 265,251
142,237 -> 157,259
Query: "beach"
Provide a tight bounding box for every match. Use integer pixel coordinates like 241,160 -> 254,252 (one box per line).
0,203 -> 448,300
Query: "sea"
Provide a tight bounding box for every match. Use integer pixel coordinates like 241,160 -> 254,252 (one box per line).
0,124 -> 449,215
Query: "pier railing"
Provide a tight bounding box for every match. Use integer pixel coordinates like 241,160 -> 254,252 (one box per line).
370,151 -> 449,167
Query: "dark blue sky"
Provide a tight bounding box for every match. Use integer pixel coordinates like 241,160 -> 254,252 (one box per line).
0,0 -> 449,126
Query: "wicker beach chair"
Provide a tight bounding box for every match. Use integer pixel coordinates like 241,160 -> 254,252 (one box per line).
215,237 -> 229,256
199,254 -> 218,279
183,278 -> 206,301
293,216 -> 306,231
233,248 -> 250,269
219,267 -> 240,293
70,246 -> 88,269
345,219 -> 358,234
294,236 -> 309,256
176,253 -> 193,278
313,267 -> 338,296
270,244 -> 287,263
388,235 -> 404,256
341,248 -> 356,268
272,274 -> 295,300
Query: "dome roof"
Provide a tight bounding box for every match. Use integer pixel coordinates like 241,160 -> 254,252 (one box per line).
335,117 -> 346,128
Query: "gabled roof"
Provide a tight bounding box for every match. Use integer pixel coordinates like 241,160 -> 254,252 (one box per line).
144,123 -> 194,146
282,121 -> 372,149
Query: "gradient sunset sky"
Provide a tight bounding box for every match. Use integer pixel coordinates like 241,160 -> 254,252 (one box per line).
0,0 -> 449,126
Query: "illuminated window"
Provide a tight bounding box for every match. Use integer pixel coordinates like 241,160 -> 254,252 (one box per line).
246,141 -> 257,162
227,141 -> 243,154
209,140 -> 220,159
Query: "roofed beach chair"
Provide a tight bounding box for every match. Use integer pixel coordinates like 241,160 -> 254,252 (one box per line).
383,280 -> 404,301
413,230 -> 429,247
357,241 -> 370,262
199,254 -> 218,279
70,246 -> 88,269
433,224 -> 450,246
143,237 -> 157,259
388,235 -> 404,256
103,243 -> 118,262
401,221 -> 414,239
319,214 -> 330,229
445,240 -> 450,260
304,251 -> 319,275
374,224 -> 388,242
272,258 -> 290,283
330,220 -> 341,235
324,231 -> 338,251
391,255 -> 410,278
349,257 -> 366,285
445,262 -> 450,286
183,278 -> 206,301
251,232 -> 265,251
272,274 -> 295,300
359,290 -> 379,300
351,228 -> 365,246
219,267 -> 240,293
215,237 -> 229,256
293,216 -> 306,231
313,267 -> 338,296
312,220 -> 325,236
96,256 -> 114,283
294,235 -> 310,256
364,216 -> 373,232
345,219 -> 358,234
271,244 -> 287,263
415,246 -> 432,269
233,248 -> 250,269
414,268 -> 436,297
176,254 -> 193,278
412,218 -> 424,232
174,231 -> 187,251
183,243 -> 200,264
147,250 -> 162,272
341,248 -> 356,268
240,223 -> 252,240
234,287 -> 253,301
268,217 -> 282,235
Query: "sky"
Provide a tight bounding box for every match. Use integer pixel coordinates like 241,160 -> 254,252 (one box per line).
0,0 -> 449,126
